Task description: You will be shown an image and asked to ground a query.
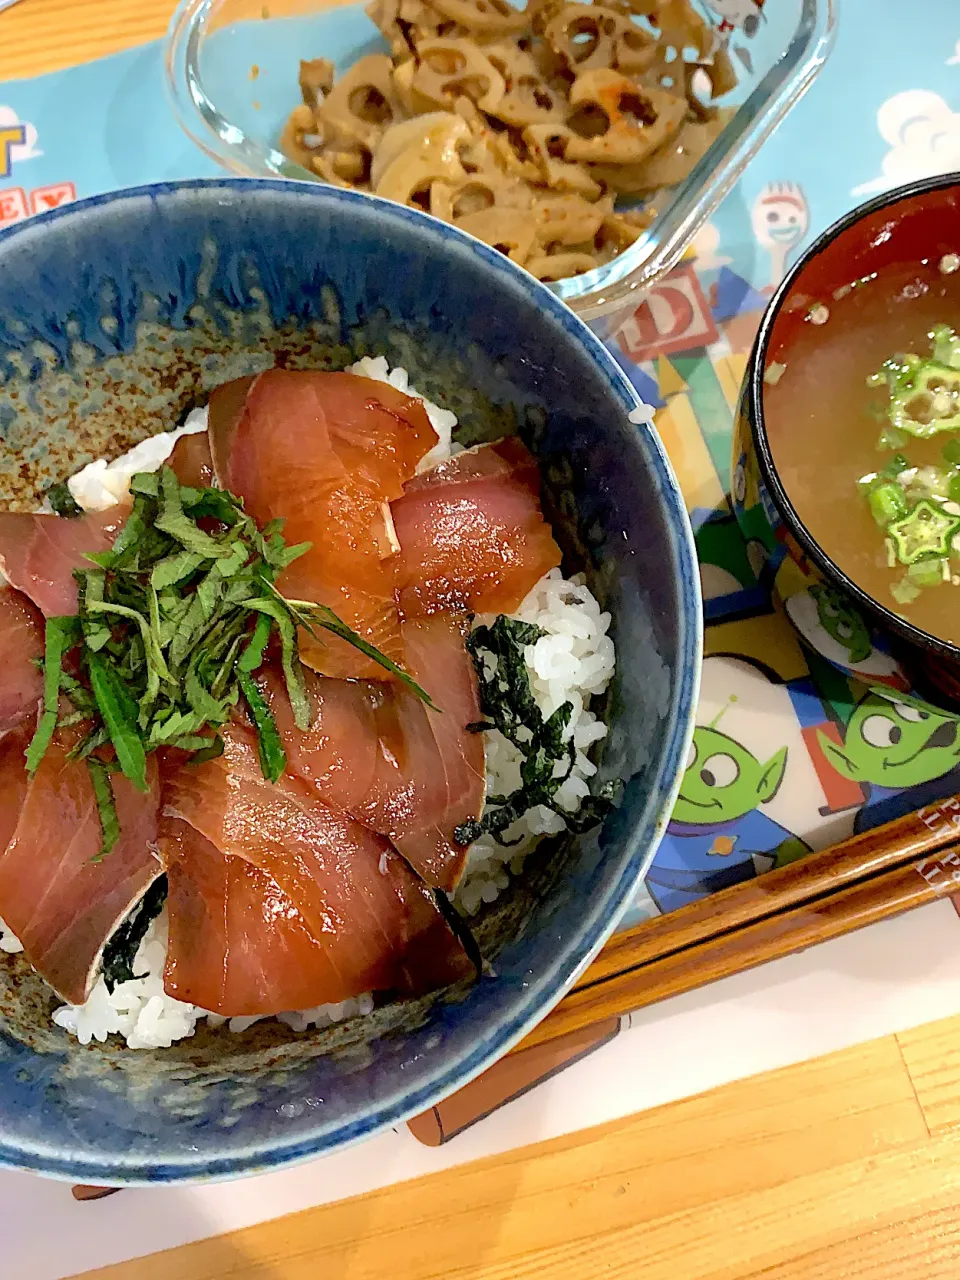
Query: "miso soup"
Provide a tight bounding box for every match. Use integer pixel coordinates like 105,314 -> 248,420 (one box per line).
764,256 -> 960,646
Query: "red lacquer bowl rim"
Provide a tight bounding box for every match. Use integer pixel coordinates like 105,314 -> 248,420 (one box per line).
748,170 -> 960,665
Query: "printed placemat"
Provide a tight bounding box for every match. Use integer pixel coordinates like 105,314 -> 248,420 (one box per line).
4,2 -> 960,932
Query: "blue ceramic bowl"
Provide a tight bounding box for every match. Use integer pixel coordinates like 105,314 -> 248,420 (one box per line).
0,179 -> 699,1184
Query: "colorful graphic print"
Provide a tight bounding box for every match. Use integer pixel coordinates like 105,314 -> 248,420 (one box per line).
622,185 -> 960,916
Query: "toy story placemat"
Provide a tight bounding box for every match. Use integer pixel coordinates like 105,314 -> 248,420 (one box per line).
605,0 -> 960,925
4,0 -> 960,934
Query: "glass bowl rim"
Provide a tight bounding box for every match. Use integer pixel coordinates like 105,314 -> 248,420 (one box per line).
163,0 -> 837,321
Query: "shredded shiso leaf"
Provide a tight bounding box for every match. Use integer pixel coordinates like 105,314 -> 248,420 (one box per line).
26,467 -> 433,860
455,615 -> 615,847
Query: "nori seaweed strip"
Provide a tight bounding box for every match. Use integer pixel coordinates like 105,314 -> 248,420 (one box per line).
100,875 -> 168,992
459,615 -> 613,847
46,481 -> 82,519
432,889 -> 482,978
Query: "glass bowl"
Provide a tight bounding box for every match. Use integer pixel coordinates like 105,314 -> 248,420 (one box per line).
165,0 -> 836,333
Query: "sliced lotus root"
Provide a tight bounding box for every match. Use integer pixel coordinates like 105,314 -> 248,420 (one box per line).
654,0 -> 714,58
698,47 -> 738,99
564,71 -> 686,165
614,26 -> 658,74
524,123 -> 602,197
453,209 -> 539,264
310,147 -> 373,188
299,58 -> 336,106
372,113 -> 471,202
534,192 -> 608,247
633,112 -> 730,189
412,39 -> 506,113
482,44 -> 567,126
429,0 -> 528,37
526,34 -> 577,93
280,104 -> 325,171
316,55 -> 405,151
392,59 -> 433,116
293,0 -> 743,282
430,172 -> 533,221
598,208 -> 652,249
525,0 -> 568,37
453,130 -> 527,182
526,250 -> 598,279
544,5 -> 651,75
366,0 -> 460,56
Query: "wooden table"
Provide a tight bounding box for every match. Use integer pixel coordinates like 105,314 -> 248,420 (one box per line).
7,2 -> 960,1276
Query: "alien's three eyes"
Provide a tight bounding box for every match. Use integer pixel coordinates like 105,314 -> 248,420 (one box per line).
685,742 -> 740,787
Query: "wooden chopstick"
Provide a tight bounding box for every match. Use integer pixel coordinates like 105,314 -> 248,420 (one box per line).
412,840 -> 960,1144
518,830 -> 960,1053
574,793 -> 960,991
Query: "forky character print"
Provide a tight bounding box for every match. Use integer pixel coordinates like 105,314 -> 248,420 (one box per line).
751,182 -> 810,293
703,0 -> 765,36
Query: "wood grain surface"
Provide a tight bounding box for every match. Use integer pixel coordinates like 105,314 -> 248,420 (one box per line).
1,0 -> 179,78
8,5 -> 960,1278
76,1013 -> 960,1280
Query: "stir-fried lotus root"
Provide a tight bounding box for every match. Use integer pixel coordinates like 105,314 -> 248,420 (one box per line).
282,0 -> 736,281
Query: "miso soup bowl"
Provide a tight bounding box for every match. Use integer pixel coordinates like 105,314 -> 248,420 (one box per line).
732,173 -> 960,704
0,178 -> 700,1184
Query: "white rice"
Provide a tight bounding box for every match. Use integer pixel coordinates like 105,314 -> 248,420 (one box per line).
52,914 -> 374,1048
0,915 -> 23,954
66,409 -> 209,512
456,570 -> 615,917
5,360 -> 615,1048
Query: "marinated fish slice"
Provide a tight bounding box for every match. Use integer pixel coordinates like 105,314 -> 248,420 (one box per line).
261,615 -> 484,891
0,740 -> 161,1004
0,724 -> 31,855
254,662 -> 380,812
167,431 -> 215,489
162,816 -> 367,1016
390,437 -> 562,617
164,723 -> 474,1001
0,507 -> 125,617
0,587 -> 44,735
208,370 -> 438,679
392,615 -> 486,889
353,614 -> 485,891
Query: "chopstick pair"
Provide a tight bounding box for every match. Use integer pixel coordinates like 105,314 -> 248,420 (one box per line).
408,795 -> 960,1143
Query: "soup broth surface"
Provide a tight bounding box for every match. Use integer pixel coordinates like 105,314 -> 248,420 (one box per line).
765,259 -> 960,646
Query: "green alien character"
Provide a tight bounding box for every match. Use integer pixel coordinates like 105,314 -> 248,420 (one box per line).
809,585 -> 872,665
817,688 -> 960,833
647,724 -> 809,912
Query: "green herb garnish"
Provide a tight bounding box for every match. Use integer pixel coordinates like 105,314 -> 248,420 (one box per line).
86,758 -> 121,863
870,327 -> 960,438
100,875 -> 168,991
25,466 -> 434,858
455,615 -> 614,847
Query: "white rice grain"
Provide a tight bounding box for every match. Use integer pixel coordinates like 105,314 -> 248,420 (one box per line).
67,409 -> 208,511
0,915 -> 23,954
52,917 -> 204,1049
456,568 -> 615,917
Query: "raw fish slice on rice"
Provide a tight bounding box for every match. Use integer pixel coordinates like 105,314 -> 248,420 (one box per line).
163,722 -> 474,1007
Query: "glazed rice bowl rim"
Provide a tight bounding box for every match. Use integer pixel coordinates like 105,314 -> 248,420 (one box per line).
0,178 -> 701,1183
749,172 -> 960,666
